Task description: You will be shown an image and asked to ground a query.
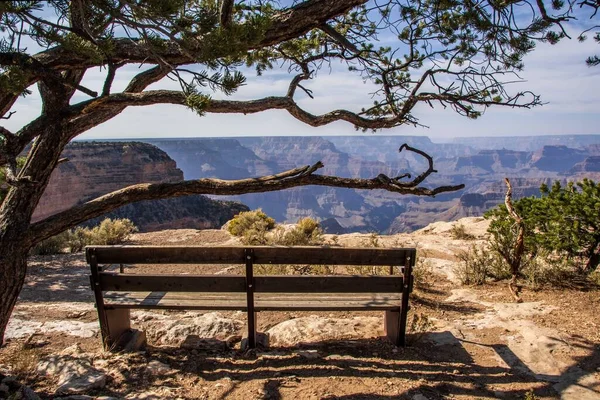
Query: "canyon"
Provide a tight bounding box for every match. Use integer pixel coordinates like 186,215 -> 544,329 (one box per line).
34,135 -> 600,233
34,142 -> 248,232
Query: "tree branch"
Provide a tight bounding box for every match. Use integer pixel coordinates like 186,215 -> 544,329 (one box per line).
31,0 -> 368,70
28,153 -> 464,241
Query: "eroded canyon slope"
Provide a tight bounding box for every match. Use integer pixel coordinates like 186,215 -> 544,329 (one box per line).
34,142 -> 248,231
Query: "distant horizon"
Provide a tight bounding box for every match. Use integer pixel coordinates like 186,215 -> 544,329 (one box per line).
74,132 -> 600,144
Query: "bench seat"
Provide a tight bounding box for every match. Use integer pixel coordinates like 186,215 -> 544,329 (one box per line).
103,291 -> 403,311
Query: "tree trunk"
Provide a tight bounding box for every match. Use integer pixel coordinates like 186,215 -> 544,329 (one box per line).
585,239 -> 600,272
0,239 -> 29,346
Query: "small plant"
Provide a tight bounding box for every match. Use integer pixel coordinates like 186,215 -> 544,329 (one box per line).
361,232 -> 380,248
278,217 -> 324,246
407,312 -> 435,344
226,209 -> 275,245
88,218 -> 137,245
30,218 -> 137,255
66,226 -> 92,253
413,256 -> 434,289
455,245 -> 508,285
30,231 -> 70,255
523,390 -> 540,400
450,223 -> 476,240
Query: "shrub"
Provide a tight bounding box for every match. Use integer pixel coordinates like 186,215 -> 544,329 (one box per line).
31,218 -> 137,254
450,224 -> 475,240
278,217 -> 323,246
226,209 -> 275,245
486,179 -> 600,274
30,231 -> 70,255
88,218 -> 137,245
66,227 -> 93,253
413,255 -> 434,289
455,245 -> 509,285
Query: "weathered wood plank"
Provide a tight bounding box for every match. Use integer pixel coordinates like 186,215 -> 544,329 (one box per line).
98,273 -> 246,292
87,246 -> 417,266
102,291 -> 402,311
254,275 -> 403,293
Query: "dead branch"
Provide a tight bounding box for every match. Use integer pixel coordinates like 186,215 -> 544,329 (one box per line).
504,177 -> 524,303
28,147 -> 464,242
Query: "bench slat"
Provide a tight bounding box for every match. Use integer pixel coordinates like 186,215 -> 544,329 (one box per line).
88,246 -> 416,266
98,273 -> 403,293
103,291 -> 402,311
254,275 -> 403,293
99,273 -> 246,292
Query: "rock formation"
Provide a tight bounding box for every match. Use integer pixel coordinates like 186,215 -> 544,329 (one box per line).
33,142 -> 248,231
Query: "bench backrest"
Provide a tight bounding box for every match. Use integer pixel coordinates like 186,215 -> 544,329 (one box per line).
87,246 -> 416,294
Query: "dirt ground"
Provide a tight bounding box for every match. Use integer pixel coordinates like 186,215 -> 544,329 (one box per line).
1,220 -> 599,400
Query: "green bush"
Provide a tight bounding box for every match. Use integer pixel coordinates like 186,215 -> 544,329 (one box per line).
486,179 -> 600,273
455,245 -> 509,285
66,227 -> 92,253
30,218 -> 137,255
278,217 -> 323,246
88,218 -> 137,245
226,209 -> 275,245
30,231 -> 70,255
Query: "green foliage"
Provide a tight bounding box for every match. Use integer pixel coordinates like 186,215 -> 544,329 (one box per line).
277,217 -> 323,246
89,218 -> 138,245
226,209 -> 276,245
30,231 -> 70,255
486,179 -> 600,273
30,218 -> 137,255
455,245 -> 509,285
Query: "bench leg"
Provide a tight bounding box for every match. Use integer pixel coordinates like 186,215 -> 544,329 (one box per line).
385,309 -> 407,346
102,308 -> 131,350
247,311 -> 257,349
384,310 -> 400,346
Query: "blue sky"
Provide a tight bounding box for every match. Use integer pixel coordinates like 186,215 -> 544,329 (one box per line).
3,5 -> 600,141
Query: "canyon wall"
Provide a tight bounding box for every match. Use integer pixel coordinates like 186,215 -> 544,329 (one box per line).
34,142 -> 248,231
146,136 -> 600,233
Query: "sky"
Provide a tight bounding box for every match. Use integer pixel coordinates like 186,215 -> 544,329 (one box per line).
3,4 -> 600,141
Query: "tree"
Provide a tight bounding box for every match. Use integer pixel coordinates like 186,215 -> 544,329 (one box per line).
486,179 -> 600,276
0,1 -> 593,345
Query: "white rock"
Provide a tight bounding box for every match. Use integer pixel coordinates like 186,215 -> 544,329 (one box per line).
5,319 -> 98,340
37,355 -> 106,394
146,360 -> 172,375
412,394 -> 430,400
143,312 -> 243,345
296,350 -> 321,359
266,316 -> 381,346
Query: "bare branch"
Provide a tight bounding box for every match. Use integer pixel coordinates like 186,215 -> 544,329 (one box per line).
0,111 -> 16,120
319,24 -> 360,53
28,156 -> 464,241
504,177 -> 525,303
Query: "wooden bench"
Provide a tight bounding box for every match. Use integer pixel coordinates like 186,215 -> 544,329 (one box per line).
86,246 -> 416,350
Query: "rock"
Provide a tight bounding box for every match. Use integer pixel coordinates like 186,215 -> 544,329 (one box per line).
241,332 -> 269,350
143,312 -> 243,346
266,316 -> 381,346
412,395 -> 429,400
37,354 -> 107,394
146,360 -> 173,375
61,344 -> 84,356
5,319 -> 98,340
